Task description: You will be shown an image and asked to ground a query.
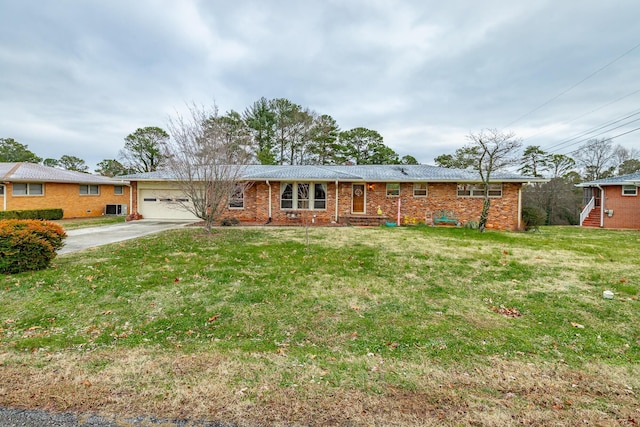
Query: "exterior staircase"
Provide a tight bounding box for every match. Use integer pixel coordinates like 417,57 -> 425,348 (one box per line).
344,215 -> 389,226
582,209 -> 601,228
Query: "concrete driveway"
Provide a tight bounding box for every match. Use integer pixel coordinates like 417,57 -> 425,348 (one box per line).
58,220 -> 197,255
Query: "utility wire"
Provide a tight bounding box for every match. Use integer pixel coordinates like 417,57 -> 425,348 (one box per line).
505,40 -> 640,128
544,108 -> 640,152
521,88 -> 640,142
567,126 -> 640,155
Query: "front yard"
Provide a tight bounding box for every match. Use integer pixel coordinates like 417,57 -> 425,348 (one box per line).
0,226 -> 638,426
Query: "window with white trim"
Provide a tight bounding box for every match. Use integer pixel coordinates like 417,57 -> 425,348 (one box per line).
386,183 -> 400,197
80,184 -> 100,195
0,186 -> 4,196
280,182 -> 327,210
413,183 -> 428,197
622,185 -> 638,196
13,183 -> 44,196
314,183 -> 327,209
114,185 -> 124,195
229,184 -> 244,209
457,184 -> 502,198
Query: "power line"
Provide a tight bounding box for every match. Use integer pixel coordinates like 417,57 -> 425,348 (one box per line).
567,126 -> 640,155
521,87 -> 640,142
544,108 -> 640,152
505,40 -> 640,128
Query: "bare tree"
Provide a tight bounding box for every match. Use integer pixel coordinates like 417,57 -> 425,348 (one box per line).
573,138 -> 617,180
164,104 -> 252,232
466,129 -> 522,232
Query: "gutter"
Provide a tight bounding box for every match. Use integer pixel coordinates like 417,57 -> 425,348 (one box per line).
335,180 -> 339,223
265,180 -> 272,224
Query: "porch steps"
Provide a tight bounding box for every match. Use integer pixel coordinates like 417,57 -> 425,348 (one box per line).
582,209 -> 601,227
344,215 -> 389,227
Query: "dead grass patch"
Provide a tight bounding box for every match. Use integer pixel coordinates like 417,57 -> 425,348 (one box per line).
1,350 -> 638,426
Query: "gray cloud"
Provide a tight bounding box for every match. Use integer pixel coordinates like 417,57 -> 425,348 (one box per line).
1,0 -> 639,169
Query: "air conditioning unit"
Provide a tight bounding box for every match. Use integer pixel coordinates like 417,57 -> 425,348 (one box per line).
105,204 -> 128,216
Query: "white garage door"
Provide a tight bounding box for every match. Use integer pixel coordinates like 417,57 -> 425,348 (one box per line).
139,189 -> 200,220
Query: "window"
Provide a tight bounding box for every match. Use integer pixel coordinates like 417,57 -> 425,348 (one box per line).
386,183 -> 400,197
114,185 -> 124,195
229,185 -> 244,209
487,184 -> 503,197
457,184 -> 502,198
281,183 -> 293,209
622,185 -> 638,196
0,186 -> 4,196
413,183 -> 428,197
80,184 -> 100,195
314,183 -> 327,209
297,183 -> 310,209
143,197 -> 157,202
13,183 -> 43,196
280,182 -> 327,210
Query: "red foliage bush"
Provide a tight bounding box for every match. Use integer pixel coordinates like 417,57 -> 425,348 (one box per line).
125,212 -> 143,221
0,220 -> 67,274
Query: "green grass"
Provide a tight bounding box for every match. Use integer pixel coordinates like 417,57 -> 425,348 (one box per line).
1,225 -> 639,425
53,215 -> 126,230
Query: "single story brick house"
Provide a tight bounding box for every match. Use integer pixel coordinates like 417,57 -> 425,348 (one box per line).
0,162 -> 131,218
577,172 -> 640,229
124,164 -> 540,230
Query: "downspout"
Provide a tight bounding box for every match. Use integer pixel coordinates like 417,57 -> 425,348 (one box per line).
597,184 -> 605,228
265,180 -> 272,224
517,184 -> 522,230
334,180 -> 339,223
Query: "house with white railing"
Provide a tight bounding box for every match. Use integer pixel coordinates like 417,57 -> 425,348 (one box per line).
576,172 -> 640,229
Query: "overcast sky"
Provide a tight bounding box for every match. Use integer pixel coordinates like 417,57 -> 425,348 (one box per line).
1,1 -> 639,170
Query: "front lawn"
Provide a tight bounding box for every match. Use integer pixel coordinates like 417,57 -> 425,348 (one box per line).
0,226 -> 638,426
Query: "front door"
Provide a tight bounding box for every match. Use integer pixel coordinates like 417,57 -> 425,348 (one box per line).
352,184 -> 365,213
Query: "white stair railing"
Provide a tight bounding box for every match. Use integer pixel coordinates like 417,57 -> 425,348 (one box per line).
579,196 -> 595,226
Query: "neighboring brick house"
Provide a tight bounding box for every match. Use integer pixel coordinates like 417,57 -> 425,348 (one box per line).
0,162 -> 130,218
577,172 -> 640,229
125,165 -> 539,230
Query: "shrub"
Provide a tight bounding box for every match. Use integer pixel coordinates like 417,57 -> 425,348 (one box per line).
464,220 -> 480,229
125,212 -> 143,221
522,206 -> 547,231
220,217 -> 240,226
0,208 -> 63,220
0,220 -> 67,274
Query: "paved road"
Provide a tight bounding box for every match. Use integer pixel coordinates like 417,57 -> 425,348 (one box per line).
58,220 -> 197,254
0,407 -> 231,426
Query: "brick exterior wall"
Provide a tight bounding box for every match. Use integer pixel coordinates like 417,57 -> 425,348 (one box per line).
601,185 -> 640,229
198,180 -> 522,230
1,182 -> 130,218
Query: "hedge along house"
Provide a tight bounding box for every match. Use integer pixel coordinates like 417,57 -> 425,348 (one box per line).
124,164 -> 540,230
0,162 -> 130,218
577,172 -> 640,229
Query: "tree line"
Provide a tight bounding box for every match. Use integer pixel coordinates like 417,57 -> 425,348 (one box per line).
0,97 -> 418,177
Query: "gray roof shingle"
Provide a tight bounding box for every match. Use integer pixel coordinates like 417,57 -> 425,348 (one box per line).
122,164 -> 537,183
576,172 -> 640,187
0,162 -> 129,184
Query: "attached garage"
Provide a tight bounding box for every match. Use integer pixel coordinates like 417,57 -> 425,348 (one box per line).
138,188 -> 200,220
